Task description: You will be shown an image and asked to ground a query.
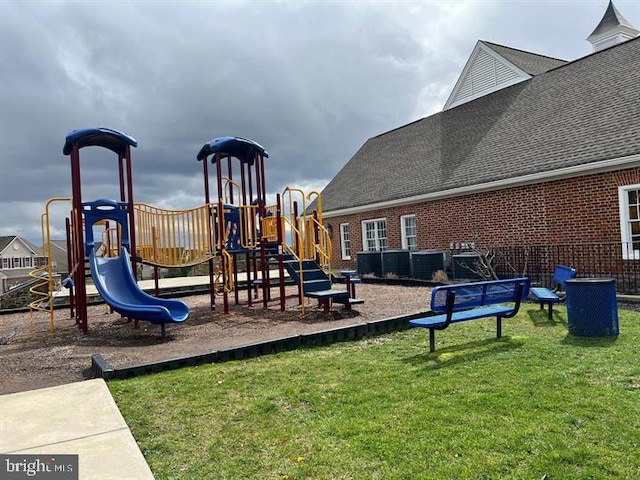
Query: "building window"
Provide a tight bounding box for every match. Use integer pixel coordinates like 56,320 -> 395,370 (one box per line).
401,215 -> 418,251
340,223 -> 351,260
13,257 -> 21,269
619,184 -> 640,260
1,257 -> 8,269
23,257 -> 33,268
362,218 -> 387,252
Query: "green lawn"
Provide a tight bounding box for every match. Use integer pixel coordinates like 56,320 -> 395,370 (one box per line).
109,305 -> 640,479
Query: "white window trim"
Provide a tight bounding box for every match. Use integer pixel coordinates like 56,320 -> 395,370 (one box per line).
618,184 -> 640,260
361,217 -> 388,252
400,214 -> 417,251
340,223 -> 351,260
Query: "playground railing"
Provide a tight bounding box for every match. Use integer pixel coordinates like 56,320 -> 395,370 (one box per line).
134,202 -> 218,268
239,204 -> 259,250
261,205 -> 279,243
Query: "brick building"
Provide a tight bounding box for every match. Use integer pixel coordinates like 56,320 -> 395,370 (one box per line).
319,2 -> 640,279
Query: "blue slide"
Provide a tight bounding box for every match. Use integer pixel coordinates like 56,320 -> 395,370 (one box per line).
90,246 -> 189,334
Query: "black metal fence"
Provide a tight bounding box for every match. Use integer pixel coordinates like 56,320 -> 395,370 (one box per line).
486,243 -> 640,294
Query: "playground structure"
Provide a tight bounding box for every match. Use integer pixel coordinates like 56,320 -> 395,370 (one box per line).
30,128 -> 360,335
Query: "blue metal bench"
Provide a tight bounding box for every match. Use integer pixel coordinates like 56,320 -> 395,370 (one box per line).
529,265 -> 576,319
410,277 -> 530,352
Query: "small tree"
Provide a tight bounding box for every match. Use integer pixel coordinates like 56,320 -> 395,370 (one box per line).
456,245 -> 530,281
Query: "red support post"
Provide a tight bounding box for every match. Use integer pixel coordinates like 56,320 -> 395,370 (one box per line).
202,158 -> 215,310
65,217 -> 75,319
313,211 -> 320,265
293,201 -> 303,306
276,194 -> 286,312
216,153 -> 229,314
118,155 -> 126,202
69,143 -> 87,333
124,146 -> 137,278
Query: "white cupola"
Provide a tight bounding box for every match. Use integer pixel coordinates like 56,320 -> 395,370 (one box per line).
587,0 -> 639,52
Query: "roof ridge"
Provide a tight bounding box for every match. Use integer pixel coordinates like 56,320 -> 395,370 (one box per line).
372,116 -> 427,140
546,35 -> 640,72
480,40 -> 567,63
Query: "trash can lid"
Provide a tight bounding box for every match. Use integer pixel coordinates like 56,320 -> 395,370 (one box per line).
566,278 -> 616,285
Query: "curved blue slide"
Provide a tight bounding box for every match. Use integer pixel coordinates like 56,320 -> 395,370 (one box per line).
90,246 -> 189,334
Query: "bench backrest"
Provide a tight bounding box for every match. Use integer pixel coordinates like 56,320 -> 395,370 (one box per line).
553,265 -> 577,288
431,278 -> 530,313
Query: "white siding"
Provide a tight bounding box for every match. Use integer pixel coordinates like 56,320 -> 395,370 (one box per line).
444,42 -> 530,111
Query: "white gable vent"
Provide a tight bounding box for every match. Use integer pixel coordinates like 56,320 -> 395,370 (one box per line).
444,41 -> 530,111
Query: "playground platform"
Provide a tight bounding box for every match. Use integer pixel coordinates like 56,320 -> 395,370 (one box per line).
0,379 -> 154,479
53,271 -> 288,300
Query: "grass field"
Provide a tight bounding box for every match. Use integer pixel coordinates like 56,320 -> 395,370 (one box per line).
109,305 -> 640,479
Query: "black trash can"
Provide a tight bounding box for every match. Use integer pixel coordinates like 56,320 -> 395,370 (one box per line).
565,278 -> 619,337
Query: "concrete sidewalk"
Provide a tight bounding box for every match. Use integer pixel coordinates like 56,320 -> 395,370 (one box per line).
0,379 -> 154,479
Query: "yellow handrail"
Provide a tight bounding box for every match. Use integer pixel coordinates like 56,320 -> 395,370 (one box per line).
309,215 -> 332,274
280,215 -> 306,314
29,197 -> 72,333
212,255 -> 233,293
99,222 -> 120,257
222,178 -> 242,205
306,190 -> 323,224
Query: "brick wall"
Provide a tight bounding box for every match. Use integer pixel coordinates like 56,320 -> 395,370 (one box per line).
325,167 -> 640,271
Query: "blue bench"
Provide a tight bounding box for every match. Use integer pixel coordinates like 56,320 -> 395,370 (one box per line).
529,265 -> 576,319
410,278 -> 530,352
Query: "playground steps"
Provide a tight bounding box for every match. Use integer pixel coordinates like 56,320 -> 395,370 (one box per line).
282,259 -> 363,311
282,259 -> 330,293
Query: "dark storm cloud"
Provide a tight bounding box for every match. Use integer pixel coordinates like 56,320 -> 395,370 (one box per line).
1,0 -> 638,243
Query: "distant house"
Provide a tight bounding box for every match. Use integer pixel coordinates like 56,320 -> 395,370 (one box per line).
44,239 -> 71,280
0,236 -> 47,294
320,2 -> 640,278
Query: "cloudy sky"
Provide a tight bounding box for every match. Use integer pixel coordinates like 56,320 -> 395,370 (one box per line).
1,0 -> 638,244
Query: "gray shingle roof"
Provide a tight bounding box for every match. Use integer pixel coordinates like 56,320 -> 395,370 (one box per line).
482,41 -> 567,75
321,38 -> 640,213
0,236 -> 42,255
0,236 -> 16,253
49,240 -> 68,252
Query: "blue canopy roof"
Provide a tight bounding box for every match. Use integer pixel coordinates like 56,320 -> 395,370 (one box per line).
63,127 -> 138,156
196,136 -> 268,163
